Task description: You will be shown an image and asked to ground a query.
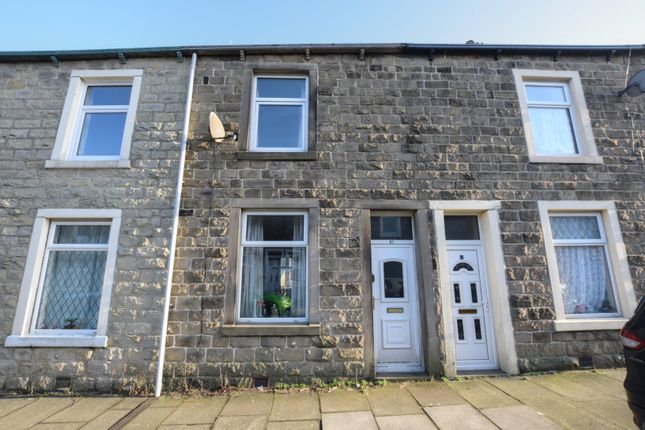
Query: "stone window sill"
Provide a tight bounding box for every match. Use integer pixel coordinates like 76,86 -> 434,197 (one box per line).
45,160 -> 131,169
221,324 -> 321,336
528,155 -> 603,164
553,318 -> 627,332
5,335 -> 108,348
235,152 -> 316,161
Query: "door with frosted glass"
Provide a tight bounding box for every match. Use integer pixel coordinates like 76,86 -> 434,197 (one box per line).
448,247 -> 498,369
372,245 -> 424,373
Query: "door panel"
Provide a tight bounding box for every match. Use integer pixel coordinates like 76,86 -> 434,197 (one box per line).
448,248 -> 497,369
372,245 -> 423,373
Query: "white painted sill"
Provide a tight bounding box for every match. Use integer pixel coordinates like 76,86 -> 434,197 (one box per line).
5,335 -> 108,348
553,319 -> 627,332
528,155 -> 604,164
45,160 -> 131,169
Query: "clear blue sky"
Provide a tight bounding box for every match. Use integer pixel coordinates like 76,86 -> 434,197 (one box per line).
1,0 -> 644,51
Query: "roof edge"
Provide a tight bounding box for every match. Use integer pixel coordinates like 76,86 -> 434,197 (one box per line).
0,43 -> 643,62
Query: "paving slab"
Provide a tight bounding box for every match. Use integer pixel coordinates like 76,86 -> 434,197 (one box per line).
406,382 -> 467,407
482,405 -> 561,430
163,396 -> 227,425
575,398 -> 635,429
531,374 -> 605,401
219,392 -> 273,416
112,398 -> 147,410
80,409 -> 131,430
31,424 -> 84,430
44,397 -> 122,423
159,425 -> 211,430
0,397 -> 35,418
423,404 -> 497,430
319,389 -> 370,413
267,420 -> 320,429
322,411 -> 378,430
560,371 -> 627,401
148,397 -> 184,408
448,379 -> 518,409
213,415 -> 266,430
270,391 -> 320,421
123,407 -> 176,430
487,377 -> 624,430
376,414 -> 438,429
0,397 -> 74,430
598,369 -> 627,383
365,385 -> 423,416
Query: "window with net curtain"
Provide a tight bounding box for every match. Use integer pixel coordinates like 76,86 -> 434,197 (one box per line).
35,224 -> 110,331
524,82 -> 579,156
550,214 -> 620,317
239,213 -> 307,322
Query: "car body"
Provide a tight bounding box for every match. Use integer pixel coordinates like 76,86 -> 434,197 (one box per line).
621,296 -> 645,429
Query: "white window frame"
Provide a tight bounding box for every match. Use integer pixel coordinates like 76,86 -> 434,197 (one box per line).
249,75 -> 308,153
236,211 -> 309,323
5,209 -> 121,347
538,201 -> 638,331
513,69 -> 602,164
46,70 -> 143,169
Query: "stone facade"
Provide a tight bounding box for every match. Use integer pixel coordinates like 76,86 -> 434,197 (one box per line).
168,51 -> 645,387
0,46 -> 643,392
0,57 -> 189,391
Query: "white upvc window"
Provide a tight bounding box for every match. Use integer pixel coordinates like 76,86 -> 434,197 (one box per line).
6,209 -> 121,347
237,211 -> 309,323
47,70 -> 143,169
513,70 -> 602,164
249,76 -> 308,152
538,201 -> 638,331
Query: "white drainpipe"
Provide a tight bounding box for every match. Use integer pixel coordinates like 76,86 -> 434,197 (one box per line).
154,51 -> 197,397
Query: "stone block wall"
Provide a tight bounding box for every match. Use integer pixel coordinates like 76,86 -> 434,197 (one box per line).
168,51 -> 645,387
0,57 -> 189,392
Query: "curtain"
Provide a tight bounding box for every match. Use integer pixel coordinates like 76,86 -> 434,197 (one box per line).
290,248 -> 307,318
240,217 -> 264,318
37,250 -> 106,330
291,217 -> 306,317
556,245 -> 616,314
528,107 -> 577,155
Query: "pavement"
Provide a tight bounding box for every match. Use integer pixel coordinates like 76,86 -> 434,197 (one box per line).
0,369 -> 634,430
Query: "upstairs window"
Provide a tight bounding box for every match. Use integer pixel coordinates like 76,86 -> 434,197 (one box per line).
237,63 -> 317,160
75,85 -> 133,157
48,70 -> 143,168
250,76 -> 308,152
513,70 -> 601,164
524,82 -> 578,156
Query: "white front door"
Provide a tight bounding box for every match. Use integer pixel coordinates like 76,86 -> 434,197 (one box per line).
448,247 -> 498,370
372,244 -> 424,373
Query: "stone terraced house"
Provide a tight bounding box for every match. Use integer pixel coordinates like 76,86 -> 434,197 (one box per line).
0,43 -> 643,393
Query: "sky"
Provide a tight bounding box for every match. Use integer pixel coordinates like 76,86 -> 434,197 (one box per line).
0,0 -> 644,52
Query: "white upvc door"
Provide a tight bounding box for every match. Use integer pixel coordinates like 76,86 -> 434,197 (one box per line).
372,244 -> 424,373
448,246 -> 498,370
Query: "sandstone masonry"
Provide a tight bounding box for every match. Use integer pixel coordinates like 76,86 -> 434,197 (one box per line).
0,45 -> 643,392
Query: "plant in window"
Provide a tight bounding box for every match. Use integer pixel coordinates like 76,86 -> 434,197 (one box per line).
238,213 -> 308,322
263,292 -> 292,317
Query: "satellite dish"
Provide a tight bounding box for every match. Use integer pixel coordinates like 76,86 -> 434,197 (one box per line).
209,112 -> 227,141
618,69 -> 645,97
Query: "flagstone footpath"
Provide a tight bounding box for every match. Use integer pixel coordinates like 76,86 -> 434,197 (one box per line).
0,369 -> 634,429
